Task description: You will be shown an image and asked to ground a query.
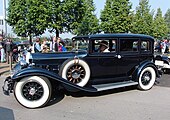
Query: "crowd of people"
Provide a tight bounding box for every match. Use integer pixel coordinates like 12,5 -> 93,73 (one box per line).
1,33 -> 170,64
0,34 -> 18,63
0,35 -> 67,63
32,36 -> 67,53
155,39 -> 170,55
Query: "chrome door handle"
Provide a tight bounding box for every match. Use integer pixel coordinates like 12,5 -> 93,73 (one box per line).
115,55 -> 122,59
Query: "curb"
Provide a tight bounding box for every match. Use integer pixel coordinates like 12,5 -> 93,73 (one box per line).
0,63 -> 12,76
0,70 -> 10,76
0,65 -> 9,69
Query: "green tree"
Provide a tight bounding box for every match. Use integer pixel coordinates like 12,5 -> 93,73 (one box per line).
7,0 -> 87,41
153,8 -> 168,39
73,0 -> 99,35
100,0 -> 132,33
131,0 -> 154,35
164,9 -> 170,35
7,0 -> 49,43
47,0 -> 86,37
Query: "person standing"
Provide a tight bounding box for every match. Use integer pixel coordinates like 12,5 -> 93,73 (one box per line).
0,34 -> 6,63
167,39 -> 170,53
33,37 -> 41,53
160,39 -> 166,55
50,36 -> 60,52
5,38 -> 14,64
41,38 -> 49,53
59,41 -> 67,52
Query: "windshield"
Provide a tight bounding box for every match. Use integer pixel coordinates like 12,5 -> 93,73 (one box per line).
72,39 -> 89,52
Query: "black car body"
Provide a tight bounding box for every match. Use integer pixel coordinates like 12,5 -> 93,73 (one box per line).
3,33 -> 161,108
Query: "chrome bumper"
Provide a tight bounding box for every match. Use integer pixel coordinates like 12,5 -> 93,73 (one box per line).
2,76 -> 15,95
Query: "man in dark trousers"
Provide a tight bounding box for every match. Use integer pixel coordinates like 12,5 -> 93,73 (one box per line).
50,36 -> 59,52
5,39 -> 14,64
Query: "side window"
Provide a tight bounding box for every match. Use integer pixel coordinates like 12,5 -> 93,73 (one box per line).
141,40 -> 151,52
120,39 -> 139,52
92,39 -> 117,53
93,40 -> 110,53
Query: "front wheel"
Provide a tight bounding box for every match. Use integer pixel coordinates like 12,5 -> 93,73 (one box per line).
138,67 -> 156,90
14,76 -> 52,108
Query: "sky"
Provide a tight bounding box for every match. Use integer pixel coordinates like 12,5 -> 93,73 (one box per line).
93,0 -> 170,18
0,0 -> 170,38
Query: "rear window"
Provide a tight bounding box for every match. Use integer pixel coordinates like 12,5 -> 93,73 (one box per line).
120,39 -> 139,52
141,40 -> 151,52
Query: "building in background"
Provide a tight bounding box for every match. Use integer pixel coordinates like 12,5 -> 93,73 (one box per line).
0,16 -> 4,35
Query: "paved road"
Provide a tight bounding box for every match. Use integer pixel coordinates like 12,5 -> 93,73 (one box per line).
0,74 -> 170,120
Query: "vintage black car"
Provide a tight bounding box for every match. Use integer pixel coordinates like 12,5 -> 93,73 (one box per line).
3,33 -> 161,108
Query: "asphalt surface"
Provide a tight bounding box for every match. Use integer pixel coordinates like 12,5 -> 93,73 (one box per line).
0,73 -> 170,120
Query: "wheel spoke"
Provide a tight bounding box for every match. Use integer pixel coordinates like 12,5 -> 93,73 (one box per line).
66,64 -> 86,84
22,81 -> 44,101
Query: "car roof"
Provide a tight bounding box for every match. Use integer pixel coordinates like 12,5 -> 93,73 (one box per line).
72,33 -> 154,41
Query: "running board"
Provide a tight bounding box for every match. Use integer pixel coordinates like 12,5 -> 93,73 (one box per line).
92,81 -> 138,91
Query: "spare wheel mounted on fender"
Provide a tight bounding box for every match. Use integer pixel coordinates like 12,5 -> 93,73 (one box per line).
59,59 -> 91,87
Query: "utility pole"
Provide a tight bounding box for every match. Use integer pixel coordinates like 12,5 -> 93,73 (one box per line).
3,0 -> 7,36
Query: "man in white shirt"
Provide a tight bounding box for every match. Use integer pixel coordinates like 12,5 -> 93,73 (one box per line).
33,37 -> 41,53
161,40 -> 166,55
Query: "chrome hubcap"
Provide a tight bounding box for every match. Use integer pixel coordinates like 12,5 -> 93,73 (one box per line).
22,81 -> 44,101
67,65 -> 85,84
29,88 -> 36,96
142,71 -> 151,85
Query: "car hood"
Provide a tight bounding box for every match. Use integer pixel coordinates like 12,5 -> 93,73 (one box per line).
31,51 -> 87,61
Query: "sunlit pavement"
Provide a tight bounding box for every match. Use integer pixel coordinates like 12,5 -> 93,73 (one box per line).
0,74 -> 170,120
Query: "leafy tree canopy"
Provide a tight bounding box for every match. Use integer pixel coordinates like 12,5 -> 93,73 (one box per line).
131,0 -> 154,35
164,9 -> 170,35
7,0 -> 49,37
100,0 -> 132,33
7,0 -> 87,38
73,0 -> 99,35
153,8 -> 168,39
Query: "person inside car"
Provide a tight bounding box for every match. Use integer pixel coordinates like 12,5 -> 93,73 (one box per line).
99,40 -> 109,53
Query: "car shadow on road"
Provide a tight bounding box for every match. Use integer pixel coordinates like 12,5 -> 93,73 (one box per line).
155,72 -> 170,88
46,86 -> 137,107
45,90 -> 65,108
0,107 -> 15,120
68,86 -> 137,98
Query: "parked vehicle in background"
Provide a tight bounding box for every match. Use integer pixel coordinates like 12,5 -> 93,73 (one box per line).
3,33 -> 161,108
155,54 -> 170,73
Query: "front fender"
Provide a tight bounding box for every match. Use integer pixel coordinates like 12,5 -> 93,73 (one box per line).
12,67 -> 62,81
11,67 -> 97,92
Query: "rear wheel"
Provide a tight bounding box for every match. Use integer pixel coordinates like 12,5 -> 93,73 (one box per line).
14,76 -> 51,108
138,67 -> 156,90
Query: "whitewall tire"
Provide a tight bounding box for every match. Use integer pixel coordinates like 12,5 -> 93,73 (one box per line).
138,67 -> 156,90
60,59 -> 90,87
14,76 -> 51,108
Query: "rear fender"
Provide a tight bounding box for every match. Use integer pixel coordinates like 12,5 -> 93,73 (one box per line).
12,68 -> 96,92
133,61 -> 160,81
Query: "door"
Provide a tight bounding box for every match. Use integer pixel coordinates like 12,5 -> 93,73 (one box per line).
116,38 -> 140,77
86,39 -> 120,79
